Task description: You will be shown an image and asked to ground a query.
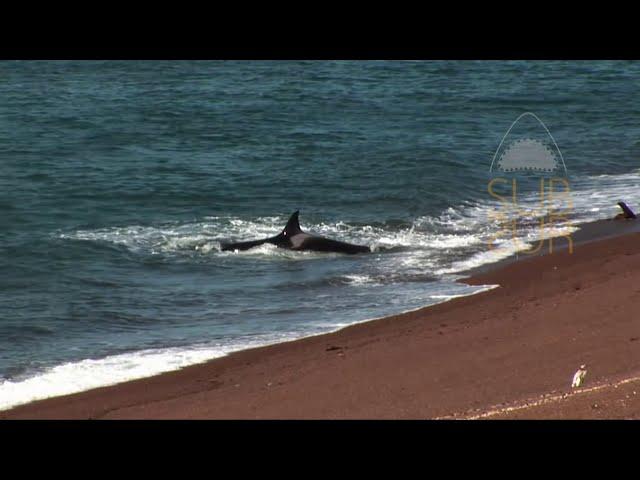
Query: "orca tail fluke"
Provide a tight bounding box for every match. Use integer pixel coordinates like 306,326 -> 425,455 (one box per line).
220,238 -> 271,252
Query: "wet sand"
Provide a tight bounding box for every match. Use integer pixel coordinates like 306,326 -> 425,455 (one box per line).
3,221 -> 640,419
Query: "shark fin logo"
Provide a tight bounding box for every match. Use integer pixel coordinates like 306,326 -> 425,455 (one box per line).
497,138 -> 558,172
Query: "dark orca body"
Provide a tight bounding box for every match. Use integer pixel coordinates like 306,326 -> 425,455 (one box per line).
221,211 -> 371,254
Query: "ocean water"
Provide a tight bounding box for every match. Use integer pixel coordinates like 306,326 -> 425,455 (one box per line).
3,60 -> 640,409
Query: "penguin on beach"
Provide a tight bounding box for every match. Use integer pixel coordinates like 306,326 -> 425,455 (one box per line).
571,364 -> 588,388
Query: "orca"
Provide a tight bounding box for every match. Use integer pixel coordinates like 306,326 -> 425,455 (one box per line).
221,211 -> 371,254
615,201 -> 637,220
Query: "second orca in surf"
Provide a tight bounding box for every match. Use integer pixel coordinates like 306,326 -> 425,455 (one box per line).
615,201 -> 637,220
221,211 -> 371,254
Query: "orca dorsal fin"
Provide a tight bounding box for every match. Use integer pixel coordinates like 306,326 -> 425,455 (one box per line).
618,201 -> 637,219
282,210 -> 302,236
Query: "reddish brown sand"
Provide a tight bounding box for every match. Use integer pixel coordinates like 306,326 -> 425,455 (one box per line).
3,232 -> 640,419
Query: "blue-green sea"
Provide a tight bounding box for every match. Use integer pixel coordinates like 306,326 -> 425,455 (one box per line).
2,61 -> 640,408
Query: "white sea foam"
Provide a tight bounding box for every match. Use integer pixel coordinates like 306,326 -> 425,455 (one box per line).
340,274 -> 380,285
0,333 -> 299,411
57,169 -> 640,278
0,282 -> 500,412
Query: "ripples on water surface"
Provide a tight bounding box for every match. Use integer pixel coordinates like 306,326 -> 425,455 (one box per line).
2,61 -> 640,408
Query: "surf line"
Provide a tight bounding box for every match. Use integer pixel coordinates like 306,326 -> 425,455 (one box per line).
435,372 -> 640,420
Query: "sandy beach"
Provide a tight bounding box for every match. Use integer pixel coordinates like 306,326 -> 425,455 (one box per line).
3,223 -> 640,419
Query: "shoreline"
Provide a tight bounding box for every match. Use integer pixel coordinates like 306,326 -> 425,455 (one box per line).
0,283 -> 499,413
4,218 -> 640,418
